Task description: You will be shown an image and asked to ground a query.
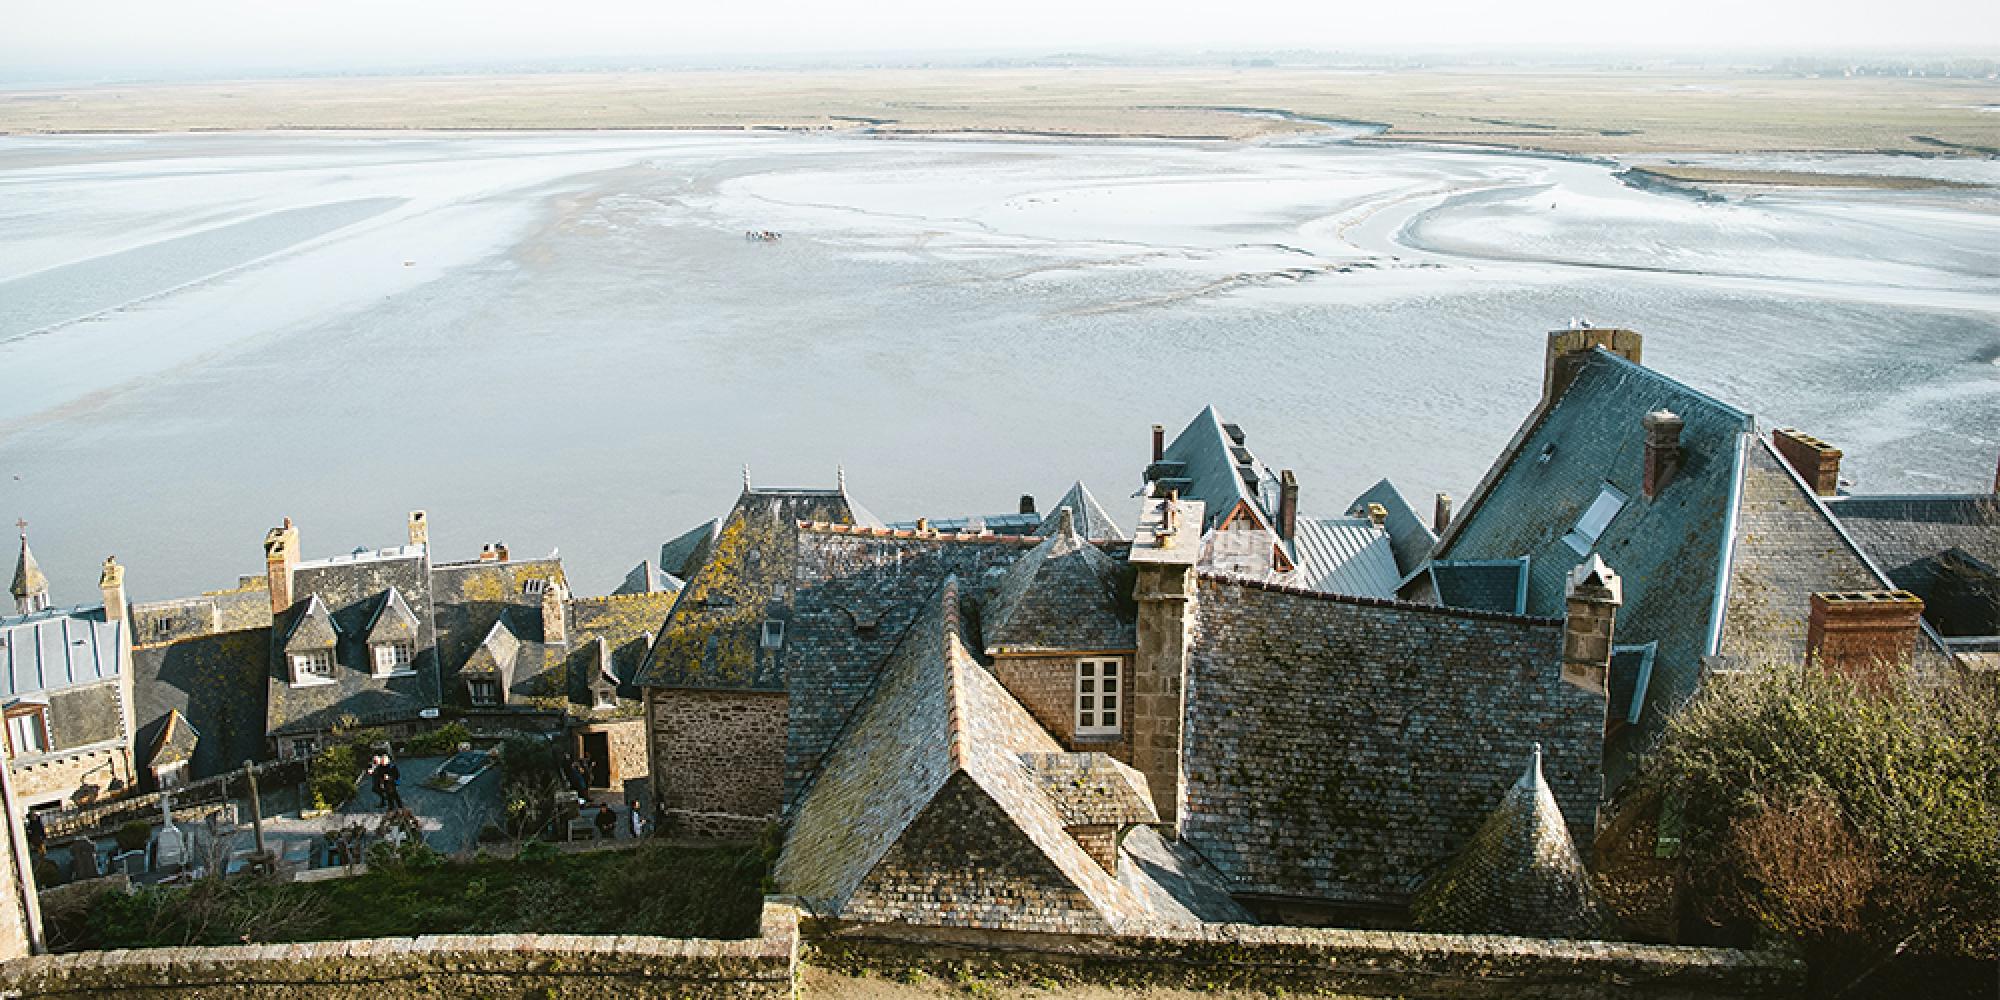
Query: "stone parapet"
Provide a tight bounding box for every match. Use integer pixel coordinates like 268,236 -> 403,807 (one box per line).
0,900 -> 801,999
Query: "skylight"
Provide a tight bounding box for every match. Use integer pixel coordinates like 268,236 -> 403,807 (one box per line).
1563,484 -> 1626,555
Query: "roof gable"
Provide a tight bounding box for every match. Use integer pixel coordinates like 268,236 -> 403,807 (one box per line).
1350,478 -> 1439,577
1154,406 -> 1276,536
1038,482 -> 1128,542
982,517 -> 1134,655
365,587 -> 420,645
282,594 -> 338,653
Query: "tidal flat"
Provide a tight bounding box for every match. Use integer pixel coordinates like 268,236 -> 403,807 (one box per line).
1,129 -> 1996,600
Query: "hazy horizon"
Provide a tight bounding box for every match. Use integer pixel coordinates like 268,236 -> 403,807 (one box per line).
7,0 -> 1999,86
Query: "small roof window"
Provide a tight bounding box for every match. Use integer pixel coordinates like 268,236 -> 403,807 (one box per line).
761,619 -> 785,649
1563,484 -> 1627,555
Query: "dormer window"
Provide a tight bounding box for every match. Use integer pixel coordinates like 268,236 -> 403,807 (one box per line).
291,650 -> 335,683
1562,484 -> 1627,555
5,703 -> 49,757
761,619 -> 785,649
468,678 -> 500,706
522,578 -> 547,597
1075,658 -> 1121,738
372,640 -> 415,676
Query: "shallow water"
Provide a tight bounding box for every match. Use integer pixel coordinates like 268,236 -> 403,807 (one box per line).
2,131 -> 1996,601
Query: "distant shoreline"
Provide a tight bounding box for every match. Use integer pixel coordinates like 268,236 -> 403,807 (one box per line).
3,67 -> 1996,160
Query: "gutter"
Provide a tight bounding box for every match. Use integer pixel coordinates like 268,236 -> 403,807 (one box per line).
1703,430 -> 1752,658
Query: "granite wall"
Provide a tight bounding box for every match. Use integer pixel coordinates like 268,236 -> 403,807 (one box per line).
648,688 -> 785,839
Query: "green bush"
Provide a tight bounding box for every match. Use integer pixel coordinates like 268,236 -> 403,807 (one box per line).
306,729 -> 385,810
403,722 -> 471,757
113,821 -> 151,854
517,838 -> 559,864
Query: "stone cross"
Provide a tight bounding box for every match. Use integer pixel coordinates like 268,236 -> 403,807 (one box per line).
155,793 -> 187,870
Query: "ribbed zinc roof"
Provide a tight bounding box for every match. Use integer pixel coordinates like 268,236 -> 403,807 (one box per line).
0,606 -> 122,698
1290,518 -> 1401,598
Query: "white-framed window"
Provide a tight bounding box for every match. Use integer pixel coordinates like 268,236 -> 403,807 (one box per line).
468,678 -> 500,707
290,737 -> 317,760
291,649 -> 335,683
5,706 -> 49,757
1562,484 -> 1628,555
372,640 -> 415,676
1075,658 -> 1122,737
761,619 -> 784,649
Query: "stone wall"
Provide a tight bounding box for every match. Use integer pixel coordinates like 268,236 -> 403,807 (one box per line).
577,717 -> 649,791
10,744 -> 135,811
0,901 -> 799,999
809,918 -> 1803,999
990,654 -> 1132,763
649,689 -> 785,839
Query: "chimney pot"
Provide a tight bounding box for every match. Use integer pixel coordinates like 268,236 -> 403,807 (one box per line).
1642,409 -> 1684,499
915,518 -> 931,532
1151,424 -> 1165,463
1772,428 -> 1843,497
407,510 -> 428,550
1433,492 -> 1454,535
1277,470 -> 1299,542
1019,494 -> 1036,515
1366,503 -> 1387,529
495,542 -> 509,563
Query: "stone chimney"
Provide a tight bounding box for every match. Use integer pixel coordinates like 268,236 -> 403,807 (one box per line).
264,518 -> 299,615
1807,591 -> 1924,688
1151,423 -> 1166,463
1543,326 -> 1643,404
1642,410 -> 1684,499
1434,492 -> 1454,535
407,510 -> 428,551
98,557 -> 126,623
1019,494 -> 1036,516
1277,470 -> 1299,542
1366,503 -> 1387,529
542,577 -> 569,646
1128,495 -> 1204,831
1561,554 -> 1622,695
1772,428 -> 1842,497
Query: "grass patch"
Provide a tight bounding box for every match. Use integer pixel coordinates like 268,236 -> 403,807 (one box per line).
52,841 -> 766,951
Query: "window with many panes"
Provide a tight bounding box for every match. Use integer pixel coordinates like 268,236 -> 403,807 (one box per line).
372,640 -> 415,676
291,650 -> 335,684
468,678 -> 500,707
5,705 -> 49,757
1075,658 -> 1122,737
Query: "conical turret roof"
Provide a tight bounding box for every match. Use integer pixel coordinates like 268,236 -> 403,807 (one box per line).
1410,744 -> 1608,938
11,528 -> 48,604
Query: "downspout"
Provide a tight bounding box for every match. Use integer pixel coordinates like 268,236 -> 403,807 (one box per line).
1704,429 -> 1752,658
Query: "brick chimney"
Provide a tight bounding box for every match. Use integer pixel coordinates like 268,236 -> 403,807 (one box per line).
1019,494 -> 1036,516
494,542 -> 509,563
478,543 -> 496,562
1434,493 -> 1453,535
1561,554 -> 1622,695
407,510 -> 428,551
264,518 -> 299,614
1151,423 -> 1165,463
1772,428 -> 1842,497
1544,326 -> 1643,404
1128,495 -> 1204,831
1276,470 -> 1299,542
542,577 -> 569,646
97,556 -> 126,624
1642,409 -> 1684,499
1807,591 -> 1924,688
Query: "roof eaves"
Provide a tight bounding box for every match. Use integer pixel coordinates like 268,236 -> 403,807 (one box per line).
1197,570 -> 1562,626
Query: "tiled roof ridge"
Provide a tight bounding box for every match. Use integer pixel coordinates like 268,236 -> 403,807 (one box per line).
1590,348 -> 1751,423
939,578 -> 971,772
1198,570 -> 1562,626
1828,492 -> 2000,504
798,521 -> 1046,544
432,555 -> 561,570
570,589 -> 676,605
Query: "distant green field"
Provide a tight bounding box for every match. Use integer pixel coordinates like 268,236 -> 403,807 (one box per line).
3,68 -> 1996,157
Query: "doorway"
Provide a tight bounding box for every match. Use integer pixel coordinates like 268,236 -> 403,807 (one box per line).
579,731 -> 611,789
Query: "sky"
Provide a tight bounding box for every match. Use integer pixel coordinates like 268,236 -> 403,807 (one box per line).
5,0 -> 1998,82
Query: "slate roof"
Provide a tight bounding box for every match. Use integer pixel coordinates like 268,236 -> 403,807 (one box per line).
1716,440 -> 1893,665
281,595 -> 338,653
1290,517 -> 1401,598
365,587 -> 420,644
982,512 -> 1135,655
1608,643 -> 1656,728
638,488 -> 874,691
1021,752 -> 1157,826
887,514 -> 1043,536
1150,406 -> 1279,535
1410,745 -> 1608,938
10,535 -> 46,603
786,524 -> 1038,809
1350,478 -> 1439,578
776,579 -> 1217,932
0,606 -> 123,698
1432,349 -> 1754,778
147,708 -> 199,770
430,556 -> 564,691
267,547 -> 440,736
659,519 -> 721,582
1429,558 -> 1530,615
1827,492 -> 2000,637
1181,575 -> 1603,908
132,627 -> 269,782
460,614 -> 521,682
1039,482 -> 1128,542
613,560 -> 679,596
554,591 -> 678,719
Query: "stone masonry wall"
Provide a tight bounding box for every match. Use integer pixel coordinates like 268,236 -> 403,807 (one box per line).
650,689 -> 785,839
0,901 -> 799,999
10,745 -> 135,810
809,918 -> 1803,1000
581,716 -> 649,791
990,655 -> 1133,763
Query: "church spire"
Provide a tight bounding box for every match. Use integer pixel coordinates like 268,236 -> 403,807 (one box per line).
12,519 -> 50,615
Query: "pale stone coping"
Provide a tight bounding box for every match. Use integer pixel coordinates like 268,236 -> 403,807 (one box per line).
0,900 -> 802,985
